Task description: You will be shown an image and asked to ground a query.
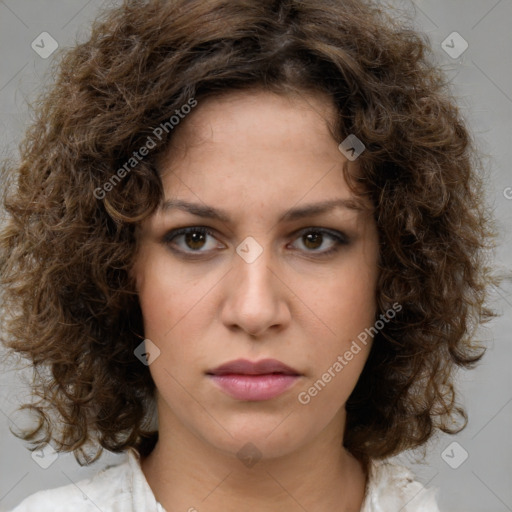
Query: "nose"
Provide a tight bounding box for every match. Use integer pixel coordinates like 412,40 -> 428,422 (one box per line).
219,240 -> 291,338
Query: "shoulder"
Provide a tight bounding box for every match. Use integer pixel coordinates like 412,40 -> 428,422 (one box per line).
8,453 -> 137,512
362,460 -> 441,512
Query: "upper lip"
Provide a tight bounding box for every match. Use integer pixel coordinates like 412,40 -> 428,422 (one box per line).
207,358 -> 301,376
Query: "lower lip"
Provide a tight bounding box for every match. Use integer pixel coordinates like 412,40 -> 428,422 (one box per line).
208,374 -> 300,401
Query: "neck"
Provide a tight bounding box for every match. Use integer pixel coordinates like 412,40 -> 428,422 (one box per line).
140,408 -> 367,512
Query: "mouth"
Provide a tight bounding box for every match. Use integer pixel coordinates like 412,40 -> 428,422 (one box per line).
206,359 -> 302,401
206,358 -> 301,377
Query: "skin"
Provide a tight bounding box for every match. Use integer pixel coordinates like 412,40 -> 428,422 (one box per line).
132,89 -> 380,512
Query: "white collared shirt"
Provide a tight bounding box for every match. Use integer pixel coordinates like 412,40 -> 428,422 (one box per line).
9,448 -> 440,511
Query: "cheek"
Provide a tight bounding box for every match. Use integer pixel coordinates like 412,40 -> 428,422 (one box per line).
333,238 -> 379,335
295,280 -> 375,415
295,245 -> 378,405
135,252 -> 223,378
332,275 -> 377,340
136,250 -> 205,335
136,262 -> 176,335
300,257 -> 378,353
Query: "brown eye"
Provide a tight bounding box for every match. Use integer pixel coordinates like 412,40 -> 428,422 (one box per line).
290,228 -> 349,256
183,230 -> 208,250
163,226 -> 349,258
163,227 -> 223,254
302,231 -> 323,250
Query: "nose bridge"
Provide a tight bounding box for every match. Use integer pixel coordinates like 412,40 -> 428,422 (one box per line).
236,239 -> 273,289
233,235 -> 277,303
221,235 -> 288,336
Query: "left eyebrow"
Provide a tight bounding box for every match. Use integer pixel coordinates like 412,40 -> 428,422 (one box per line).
159,197 -> 370,223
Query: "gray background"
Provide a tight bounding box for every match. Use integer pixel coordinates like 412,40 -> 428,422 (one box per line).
0,1 -> 511,511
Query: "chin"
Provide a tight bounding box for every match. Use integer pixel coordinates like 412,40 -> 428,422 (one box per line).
198,414 -> 318,462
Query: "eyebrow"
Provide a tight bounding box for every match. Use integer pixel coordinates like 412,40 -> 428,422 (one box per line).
159,197 -> 369,223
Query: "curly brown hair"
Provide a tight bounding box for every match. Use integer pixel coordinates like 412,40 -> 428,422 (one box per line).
0,0 -> 500,466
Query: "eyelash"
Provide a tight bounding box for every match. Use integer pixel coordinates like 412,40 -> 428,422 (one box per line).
162,226 -> 349,258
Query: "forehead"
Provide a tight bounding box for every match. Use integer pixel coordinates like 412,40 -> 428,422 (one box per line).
157,89 -> 340,168
152,89 -> 372,220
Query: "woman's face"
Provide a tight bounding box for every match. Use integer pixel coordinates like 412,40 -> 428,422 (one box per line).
133,89 -> 380,460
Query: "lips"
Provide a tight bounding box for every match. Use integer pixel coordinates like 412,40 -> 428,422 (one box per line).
206,358 -> 301,377
206,359 -> 302,401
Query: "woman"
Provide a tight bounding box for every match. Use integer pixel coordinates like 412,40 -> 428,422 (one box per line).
0,0 -> 499,510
